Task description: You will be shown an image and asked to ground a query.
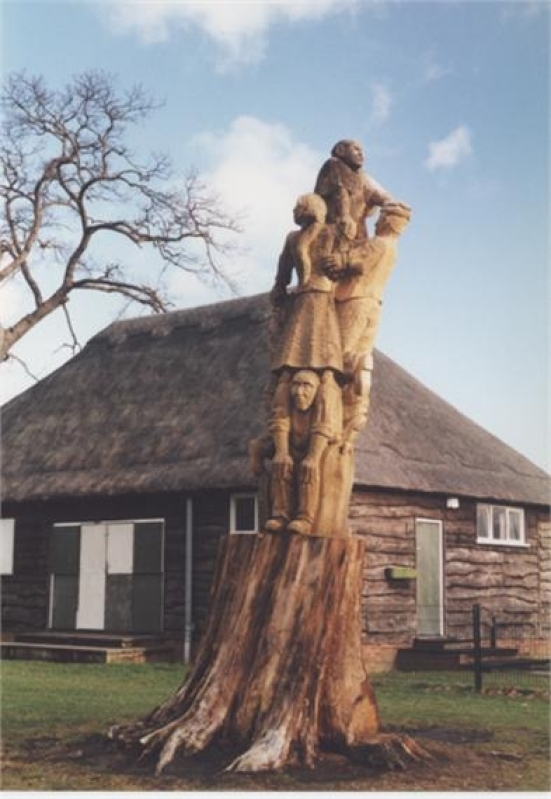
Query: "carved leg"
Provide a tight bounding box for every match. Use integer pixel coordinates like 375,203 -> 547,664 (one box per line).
266,471 -> 293,532
288,466 -> 319,536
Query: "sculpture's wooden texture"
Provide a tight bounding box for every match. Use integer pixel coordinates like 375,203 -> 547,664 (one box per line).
113,534 -> 425,773
112,139 -> 424,774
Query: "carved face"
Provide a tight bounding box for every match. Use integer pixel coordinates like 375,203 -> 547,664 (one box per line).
291,371 -> 319,412
336,140 -> 364,170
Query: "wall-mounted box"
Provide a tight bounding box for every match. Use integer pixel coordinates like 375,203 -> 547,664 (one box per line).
385,566 -> 417,581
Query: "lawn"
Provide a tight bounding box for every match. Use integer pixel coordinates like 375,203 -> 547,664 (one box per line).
1,661 -> 549,791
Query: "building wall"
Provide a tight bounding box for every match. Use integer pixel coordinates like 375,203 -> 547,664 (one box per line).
349,489 -> 550,667
1,494 -> 190,639
2,490 -> 549,663
191,490 -> 231,640
1,510 -> 49,632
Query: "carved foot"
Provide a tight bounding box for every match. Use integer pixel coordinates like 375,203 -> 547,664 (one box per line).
287,518 -> 314,536
265,517 -> 288,533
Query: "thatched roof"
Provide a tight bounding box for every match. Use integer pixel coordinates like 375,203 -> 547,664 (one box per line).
2,293 -> 549,507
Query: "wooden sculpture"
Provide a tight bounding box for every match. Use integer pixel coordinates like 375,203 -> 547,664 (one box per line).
111,140 -> 423,775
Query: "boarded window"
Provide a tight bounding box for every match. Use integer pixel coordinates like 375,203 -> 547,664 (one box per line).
132,575 -> 164,633
107,523 -> 134,574
49,525 -> 81,629
105,575 -> 133,630
134,522 -> 164,574
51,525 -> 81,575
0,518 -> 15,576
51,576 -> 79,630
49,519 -> 164,633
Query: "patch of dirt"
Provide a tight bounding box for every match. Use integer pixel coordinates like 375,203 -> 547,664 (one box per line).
3,726 -> 549,792
398,725 -> 494,744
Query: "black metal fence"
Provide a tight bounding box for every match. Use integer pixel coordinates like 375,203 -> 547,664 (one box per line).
470,603 -> 550,693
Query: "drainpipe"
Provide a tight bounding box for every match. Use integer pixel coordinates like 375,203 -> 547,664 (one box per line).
183,497 -> 193,665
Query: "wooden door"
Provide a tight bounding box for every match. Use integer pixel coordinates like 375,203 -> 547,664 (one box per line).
415,519 -> 444,637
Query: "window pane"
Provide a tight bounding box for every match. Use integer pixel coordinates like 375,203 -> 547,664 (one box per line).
508,509 -> 523,542
105,575 -> 133,631
51,525 -> 81,575
132,575 -> 163,633
107,523 -> 134,575
234,497 -> 256,532
492,507 -> 506,540
134,522 -> 163,574
477,506 -> 489,539
50,575 -> 78,630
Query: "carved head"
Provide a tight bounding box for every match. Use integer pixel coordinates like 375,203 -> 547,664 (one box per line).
293,194 -> 327,227
330,139 -> 364,171
375,203 -> 412,236
290,370 -> 320,412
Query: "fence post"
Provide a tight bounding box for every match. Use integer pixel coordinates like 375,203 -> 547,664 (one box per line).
490,615 -> 497,649
472,603 -> 483,693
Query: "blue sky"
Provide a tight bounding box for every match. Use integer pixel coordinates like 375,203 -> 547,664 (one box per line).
1,0 -> 549,471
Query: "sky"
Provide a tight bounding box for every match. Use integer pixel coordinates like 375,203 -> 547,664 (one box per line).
1,0 -> 549,472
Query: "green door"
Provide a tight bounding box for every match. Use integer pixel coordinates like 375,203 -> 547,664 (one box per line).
415,519 -> 444,637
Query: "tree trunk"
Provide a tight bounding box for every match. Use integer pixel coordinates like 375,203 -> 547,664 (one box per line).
111,532 -> 427,774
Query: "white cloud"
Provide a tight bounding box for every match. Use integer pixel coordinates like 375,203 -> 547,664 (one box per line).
169,117 -> 322,300
424,125 -> 472,171
499,0 -> 543,23
0,277 -> 29,326
368,82 -> 393,128
103,0 -> 358,68
422,60 -> 452,84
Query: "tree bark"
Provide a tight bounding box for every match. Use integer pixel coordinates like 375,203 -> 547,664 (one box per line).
111,532 -> 427,774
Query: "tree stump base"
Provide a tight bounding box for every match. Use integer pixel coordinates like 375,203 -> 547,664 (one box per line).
110,532 -> 428,774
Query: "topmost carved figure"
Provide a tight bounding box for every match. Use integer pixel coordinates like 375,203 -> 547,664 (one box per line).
314,139 -> 392,243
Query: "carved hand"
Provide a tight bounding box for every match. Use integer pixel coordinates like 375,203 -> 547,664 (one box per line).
273,454 -> 294,481
341,216 -> 357,240
299,456 -> 318,484
320,255 -> 344,281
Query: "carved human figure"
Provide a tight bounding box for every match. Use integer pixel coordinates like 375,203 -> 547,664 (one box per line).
323,201 -> 412,449
265,369 -> 342,536
270,193 -> 341,375
255,170 -> 409,538
314,139 -> 392,244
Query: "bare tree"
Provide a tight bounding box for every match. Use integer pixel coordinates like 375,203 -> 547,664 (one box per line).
0,71 -> 240,362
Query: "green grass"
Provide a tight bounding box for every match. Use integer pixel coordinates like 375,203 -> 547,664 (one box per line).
371,670 -> 550,732
1,662 -> 549,791
1,660 -> 185,744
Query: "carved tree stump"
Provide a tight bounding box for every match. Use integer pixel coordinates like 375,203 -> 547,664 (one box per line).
111,533 -> 427,774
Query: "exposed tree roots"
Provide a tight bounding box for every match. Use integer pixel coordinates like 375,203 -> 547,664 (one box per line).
110,533 -> 430,774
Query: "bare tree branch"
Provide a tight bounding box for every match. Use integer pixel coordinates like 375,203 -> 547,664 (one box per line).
0,70 -> 241,361
5,352 -> 40,382
61,303 -> 81,355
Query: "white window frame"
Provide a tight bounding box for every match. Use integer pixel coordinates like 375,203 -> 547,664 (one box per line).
415,518 -> 445,637
229,493 -> 258,534
476,504 -> 526,547
1,518 -> 15,576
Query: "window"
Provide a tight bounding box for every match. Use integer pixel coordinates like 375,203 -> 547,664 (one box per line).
230,494 -> 258,534
476,504 -> 526,546
49,519 -> 164,632
1,518 -> 15,575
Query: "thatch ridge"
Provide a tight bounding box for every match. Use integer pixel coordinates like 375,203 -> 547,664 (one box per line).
2,293 -> 549,507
